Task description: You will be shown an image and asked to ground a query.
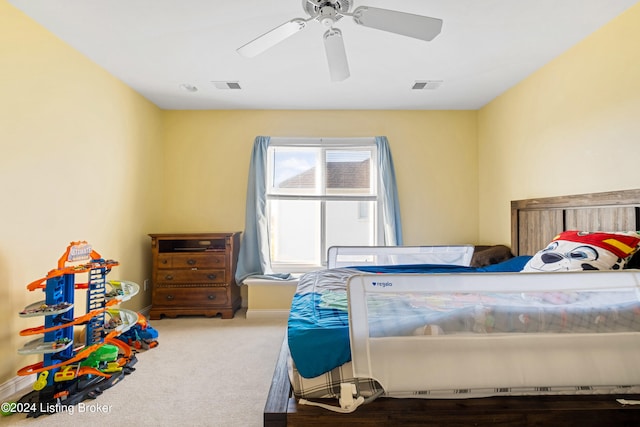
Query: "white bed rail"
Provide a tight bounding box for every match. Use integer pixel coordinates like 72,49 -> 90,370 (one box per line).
327,245 -> 474,269
347,270 -> 640,396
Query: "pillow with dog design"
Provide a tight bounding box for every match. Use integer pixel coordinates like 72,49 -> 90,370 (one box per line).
522,230 -> 640,272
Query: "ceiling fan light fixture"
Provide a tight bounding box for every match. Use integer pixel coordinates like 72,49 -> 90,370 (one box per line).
323,28 -> 350,82
319,5 -> 339,27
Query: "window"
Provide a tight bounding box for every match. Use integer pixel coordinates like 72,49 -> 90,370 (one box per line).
267,138 -> 381,272
234,135 -> 401,284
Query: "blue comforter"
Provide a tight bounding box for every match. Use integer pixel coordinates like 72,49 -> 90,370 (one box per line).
287,256 -> 532,378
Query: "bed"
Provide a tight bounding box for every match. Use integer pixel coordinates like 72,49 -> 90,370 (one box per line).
264,188 -> 640,426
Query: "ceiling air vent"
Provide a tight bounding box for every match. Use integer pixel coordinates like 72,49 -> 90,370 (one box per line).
412,80 -> 443,90
212,81 -> 242,90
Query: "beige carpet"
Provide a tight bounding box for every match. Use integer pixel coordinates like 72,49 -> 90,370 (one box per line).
2,310 -> 287,427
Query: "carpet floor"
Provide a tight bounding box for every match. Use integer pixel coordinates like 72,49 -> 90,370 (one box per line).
2,310 -> 287,427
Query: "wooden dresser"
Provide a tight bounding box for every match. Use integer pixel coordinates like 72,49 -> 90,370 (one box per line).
148,232 -> 241,320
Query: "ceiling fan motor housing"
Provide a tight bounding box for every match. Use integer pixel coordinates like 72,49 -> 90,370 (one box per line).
303,0 -> 351,24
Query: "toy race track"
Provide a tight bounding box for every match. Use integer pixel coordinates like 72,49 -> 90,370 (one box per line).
6,241 -> 158,419
18,281 -> 139,337
26,259 -> 119,291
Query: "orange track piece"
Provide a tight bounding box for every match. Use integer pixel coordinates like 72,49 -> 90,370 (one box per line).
19,309 -> 107,336
76,367 -> 112,378
17,344 -> 100,376
17,331 -> 123,377
19,300 -> 120,337
26,260 -> 119,291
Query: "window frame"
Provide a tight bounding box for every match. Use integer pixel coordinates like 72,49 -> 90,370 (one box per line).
266,137 -> 383,272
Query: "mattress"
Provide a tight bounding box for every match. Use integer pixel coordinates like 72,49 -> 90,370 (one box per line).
287,260 -> 640,399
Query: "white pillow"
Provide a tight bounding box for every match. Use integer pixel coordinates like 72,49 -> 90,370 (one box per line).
522,230 -> 640,272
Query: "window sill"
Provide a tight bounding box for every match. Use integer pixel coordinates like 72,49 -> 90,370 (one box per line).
243,276 -> 300,286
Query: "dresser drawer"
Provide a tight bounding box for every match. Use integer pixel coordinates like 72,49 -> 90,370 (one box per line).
157,253 -> 226,269
155,269 -> 226,284
154,286 -> 229,307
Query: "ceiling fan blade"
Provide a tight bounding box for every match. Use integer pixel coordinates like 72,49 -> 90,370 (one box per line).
323,28 -> 350,82
237,18 -> 308,58
351,6 -> 443,42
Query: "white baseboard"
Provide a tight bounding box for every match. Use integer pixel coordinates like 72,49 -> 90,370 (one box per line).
0,375 -> 34,401
245,309 -> 290,320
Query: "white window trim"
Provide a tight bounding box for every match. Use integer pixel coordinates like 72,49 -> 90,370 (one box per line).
269,137 -> 376,147
266,137 -> 382,273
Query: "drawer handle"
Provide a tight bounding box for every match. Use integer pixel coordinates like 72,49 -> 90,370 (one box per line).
166,294 -> 174,300
161,259 -> 168,265
187,259 -> 196,266
164,274 -> 174,281
207,295 -> 216,300
207,274 -> 217,280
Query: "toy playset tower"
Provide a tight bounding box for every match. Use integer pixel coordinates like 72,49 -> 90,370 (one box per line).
9,241 -> 158,418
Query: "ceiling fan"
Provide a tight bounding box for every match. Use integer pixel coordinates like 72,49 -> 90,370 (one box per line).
236,0 -> 443,82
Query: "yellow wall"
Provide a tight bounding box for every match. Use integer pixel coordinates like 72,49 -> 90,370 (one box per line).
477,2 -> 640,245
160,110 -> 478,312
160,110 -> 479,245
0,2 -> 163,385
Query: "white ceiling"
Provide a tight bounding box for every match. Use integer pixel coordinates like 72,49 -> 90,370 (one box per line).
9,0 -> 639,110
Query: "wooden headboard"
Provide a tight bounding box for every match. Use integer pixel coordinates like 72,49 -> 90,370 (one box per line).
511,189 -> 640,256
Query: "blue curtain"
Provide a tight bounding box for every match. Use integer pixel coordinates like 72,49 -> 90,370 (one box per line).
235,136 -> 279,284
235,135 -> 403,284
376,136 -> 403,245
